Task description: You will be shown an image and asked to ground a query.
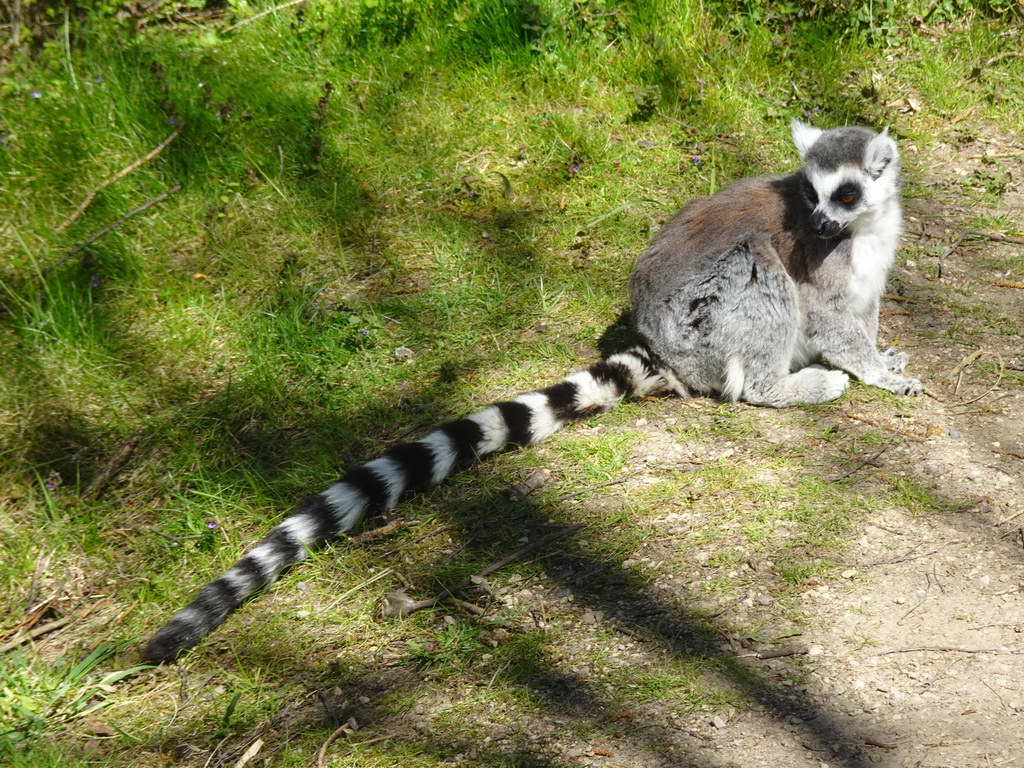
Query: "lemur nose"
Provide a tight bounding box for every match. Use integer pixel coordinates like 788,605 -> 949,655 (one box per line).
810,211 -> 842,238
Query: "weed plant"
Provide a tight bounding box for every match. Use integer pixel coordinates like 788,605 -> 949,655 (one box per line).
2,1 -> 1024,765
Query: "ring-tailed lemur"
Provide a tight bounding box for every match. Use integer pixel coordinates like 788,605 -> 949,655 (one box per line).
143,120 -> 918,663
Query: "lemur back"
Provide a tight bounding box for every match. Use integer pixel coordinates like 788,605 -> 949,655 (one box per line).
143,121 -> 918,663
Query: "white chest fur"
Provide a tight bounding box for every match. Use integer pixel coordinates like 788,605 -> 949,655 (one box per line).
848,205 -> 901,317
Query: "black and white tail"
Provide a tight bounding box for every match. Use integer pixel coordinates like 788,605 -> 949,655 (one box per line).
143,344 -> 679,663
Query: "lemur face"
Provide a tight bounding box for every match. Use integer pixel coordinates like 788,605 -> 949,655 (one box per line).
791,121 -> 900,239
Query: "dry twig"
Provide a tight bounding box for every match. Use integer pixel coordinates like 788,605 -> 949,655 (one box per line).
864,739 -> 898,750
833,444 -> 890,481
948,349 -> 983,379
754,645 -> 808,660
316,722 -> 355,767
56,127 -> 182,233
937,229 -> 1024,279
82,433 -> 142,501
0,604 -> 96,653
997,508 -> 1024,526
67,184 -> 182,257
896,568 -> 937,626
232,738 -> 263,768
44,184 -> 182,277
993,449 -> 1024,460
845,547 -> 937,569
937,232 -> 968,279
447,523 -> 585,594
549,476 -> 632,503
879,646 -> 1024,656
379,523 -> 455,559
844,411 -> 921,441
952,353 -> 1004,407
967,621 -> 1024,631
224,0 -> 304,31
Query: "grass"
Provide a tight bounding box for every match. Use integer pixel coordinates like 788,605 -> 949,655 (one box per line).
3,1 -> 1024,766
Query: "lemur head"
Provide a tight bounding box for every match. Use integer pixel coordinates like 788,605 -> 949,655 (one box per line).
790,120 -> 900,239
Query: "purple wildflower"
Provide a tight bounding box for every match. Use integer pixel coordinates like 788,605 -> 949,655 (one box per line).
30,91 -> 41,99
91,275 -> 101,288
206,520 -> 218,529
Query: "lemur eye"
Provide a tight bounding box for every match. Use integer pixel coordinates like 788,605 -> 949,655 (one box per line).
832,183 -> 860,207
803,178 -> 819,205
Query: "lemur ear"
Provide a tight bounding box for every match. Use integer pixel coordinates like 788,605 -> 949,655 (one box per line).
791,119 -> 823,159
864,127 -> 898,180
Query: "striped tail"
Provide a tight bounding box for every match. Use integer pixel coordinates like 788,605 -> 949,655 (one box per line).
142,344 -> 678,663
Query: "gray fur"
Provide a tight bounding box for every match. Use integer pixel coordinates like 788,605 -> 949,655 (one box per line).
629,121 -> 920,407
803,126 -> 873,170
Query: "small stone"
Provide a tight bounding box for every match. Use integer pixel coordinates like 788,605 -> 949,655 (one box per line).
711,715 -> 727,729
949,428 -> 961,439
841,569 -> 857,579
295,610 -> 310,620
808,645 -> 825,656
